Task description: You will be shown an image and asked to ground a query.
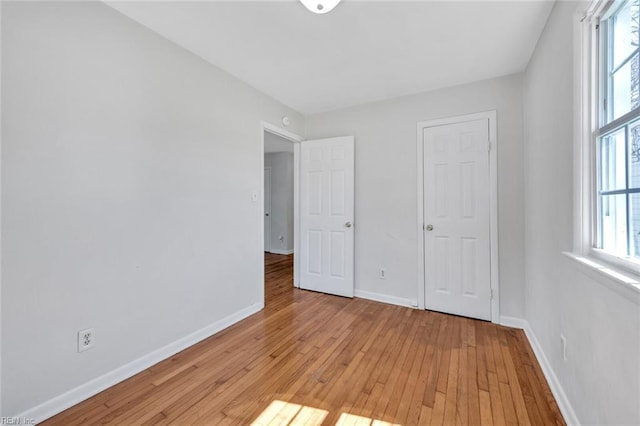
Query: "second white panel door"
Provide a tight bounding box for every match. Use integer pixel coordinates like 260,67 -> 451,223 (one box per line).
423,118 -> 491,321
300,136 -> 355,298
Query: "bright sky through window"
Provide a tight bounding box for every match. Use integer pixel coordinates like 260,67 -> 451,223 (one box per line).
597,0 -> 640,265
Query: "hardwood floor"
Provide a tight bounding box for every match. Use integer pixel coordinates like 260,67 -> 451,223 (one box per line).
43,253 -> 565,425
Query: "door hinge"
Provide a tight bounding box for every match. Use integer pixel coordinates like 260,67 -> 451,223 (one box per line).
490,289 -> 494,300
487,141 -> 491,152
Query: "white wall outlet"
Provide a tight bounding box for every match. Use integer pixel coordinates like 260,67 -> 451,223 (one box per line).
379,268 -> 386,279
560,334 -> 567,361
78,328 -> 95,353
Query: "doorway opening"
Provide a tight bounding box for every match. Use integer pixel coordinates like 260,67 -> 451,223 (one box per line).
260,123 -> 356,305
261,122 -> 303,305
264,134 -> 294,256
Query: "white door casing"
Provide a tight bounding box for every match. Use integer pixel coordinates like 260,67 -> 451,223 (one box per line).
423,118 -> 492,321
299,136 -> 355,298
264,167 -> 272,252
260,122 -> 304,291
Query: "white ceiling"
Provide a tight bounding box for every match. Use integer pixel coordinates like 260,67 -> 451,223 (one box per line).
107,1 -> 555,115
264,131 -> 294,153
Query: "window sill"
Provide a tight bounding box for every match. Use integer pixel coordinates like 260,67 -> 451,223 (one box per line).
563,252 -> 640,304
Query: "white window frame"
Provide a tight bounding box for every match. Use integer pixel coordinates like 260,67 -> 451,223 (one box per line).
571,0 -> 640,300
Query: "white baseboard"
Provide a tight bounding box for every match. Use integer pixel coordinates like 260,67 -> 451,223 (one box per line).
16,302 -> 264,424
269,249 -> 293,255
499,315 -> 529,329
354,289 -> 414,308
500,316 -> 580,426
15,304 -> 580,425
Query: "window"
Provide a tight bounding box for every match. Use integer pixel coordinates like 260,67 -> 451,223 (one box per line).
593,0 -> 640,271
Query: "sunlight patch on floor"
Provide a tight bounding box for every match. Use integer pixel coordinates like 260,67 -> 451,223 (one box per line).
336,412 -> 402,426
251,400 -> 328,426
251,400 -> 401,426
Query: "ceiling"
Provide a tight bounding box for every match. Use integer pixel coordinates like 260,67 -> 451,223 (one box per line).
107,1 -> 555,115
264,131 -> 294,153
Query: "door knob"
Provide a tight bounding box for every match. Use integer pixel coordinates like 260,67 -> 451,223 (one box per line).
345,221 -> 353,228
265,213 -> 269,217
425,224 -> 434,231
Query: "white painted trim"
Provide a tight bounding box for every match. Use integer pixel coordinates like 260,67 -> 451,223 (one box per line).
416,124 -> 425,310
487,111 -> 500,323
416,110 -> 500,323
293,142 -> 300,288
573,6 -> 593,255
499,315 -> 529,330
0,1 -> 4,417
524,323 -> 581,426
262,122 -> 304,144
563,251 -> 640,304
264,166 -> 272,253
499,317 -> 580,426
269,249 -> 294,256
354,290 -> 414,309
15,302 -> 264,423
260,122 -> 304,289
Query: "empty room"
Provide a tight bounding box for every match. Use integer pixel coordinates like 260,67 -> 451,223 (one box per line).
1,0 -> 639,425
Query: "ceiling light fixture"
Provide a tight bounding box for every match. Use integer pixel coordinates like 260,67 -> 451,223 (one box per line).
299,0 -> 342,14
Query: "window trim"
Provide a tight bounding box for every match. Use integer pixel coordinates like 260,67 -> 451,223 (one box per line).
574,0 -> 640,288
595,0 -> 640,273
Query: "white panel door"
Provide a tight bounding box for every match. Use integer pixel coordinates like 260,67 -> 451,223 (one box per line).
423,119 -> 491,320
264,167 -> 271,252
300,136 -> 355,298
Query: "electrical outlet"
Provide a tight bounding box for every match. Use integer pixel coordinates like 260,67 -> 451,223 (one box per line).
78,328 -> 95,353
379,268 -> 386,279
560,334 -> 567,361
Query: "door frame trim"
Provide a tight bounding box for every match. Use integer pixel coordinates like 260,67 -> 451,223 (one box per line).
260,121 -> 304,291
263,166 -> 272,252
416,110 -> 500,323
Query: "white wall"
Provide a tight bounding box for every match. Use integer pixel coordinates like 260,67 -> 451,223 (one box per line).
523,1 -> 640,424
1,1 -> 303,416
264,152 -> 294,253
306,74 -> 525,315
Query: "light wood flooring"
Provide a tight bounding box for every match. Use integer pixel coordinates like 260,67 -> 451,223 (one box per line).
43,253 -> 565,425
